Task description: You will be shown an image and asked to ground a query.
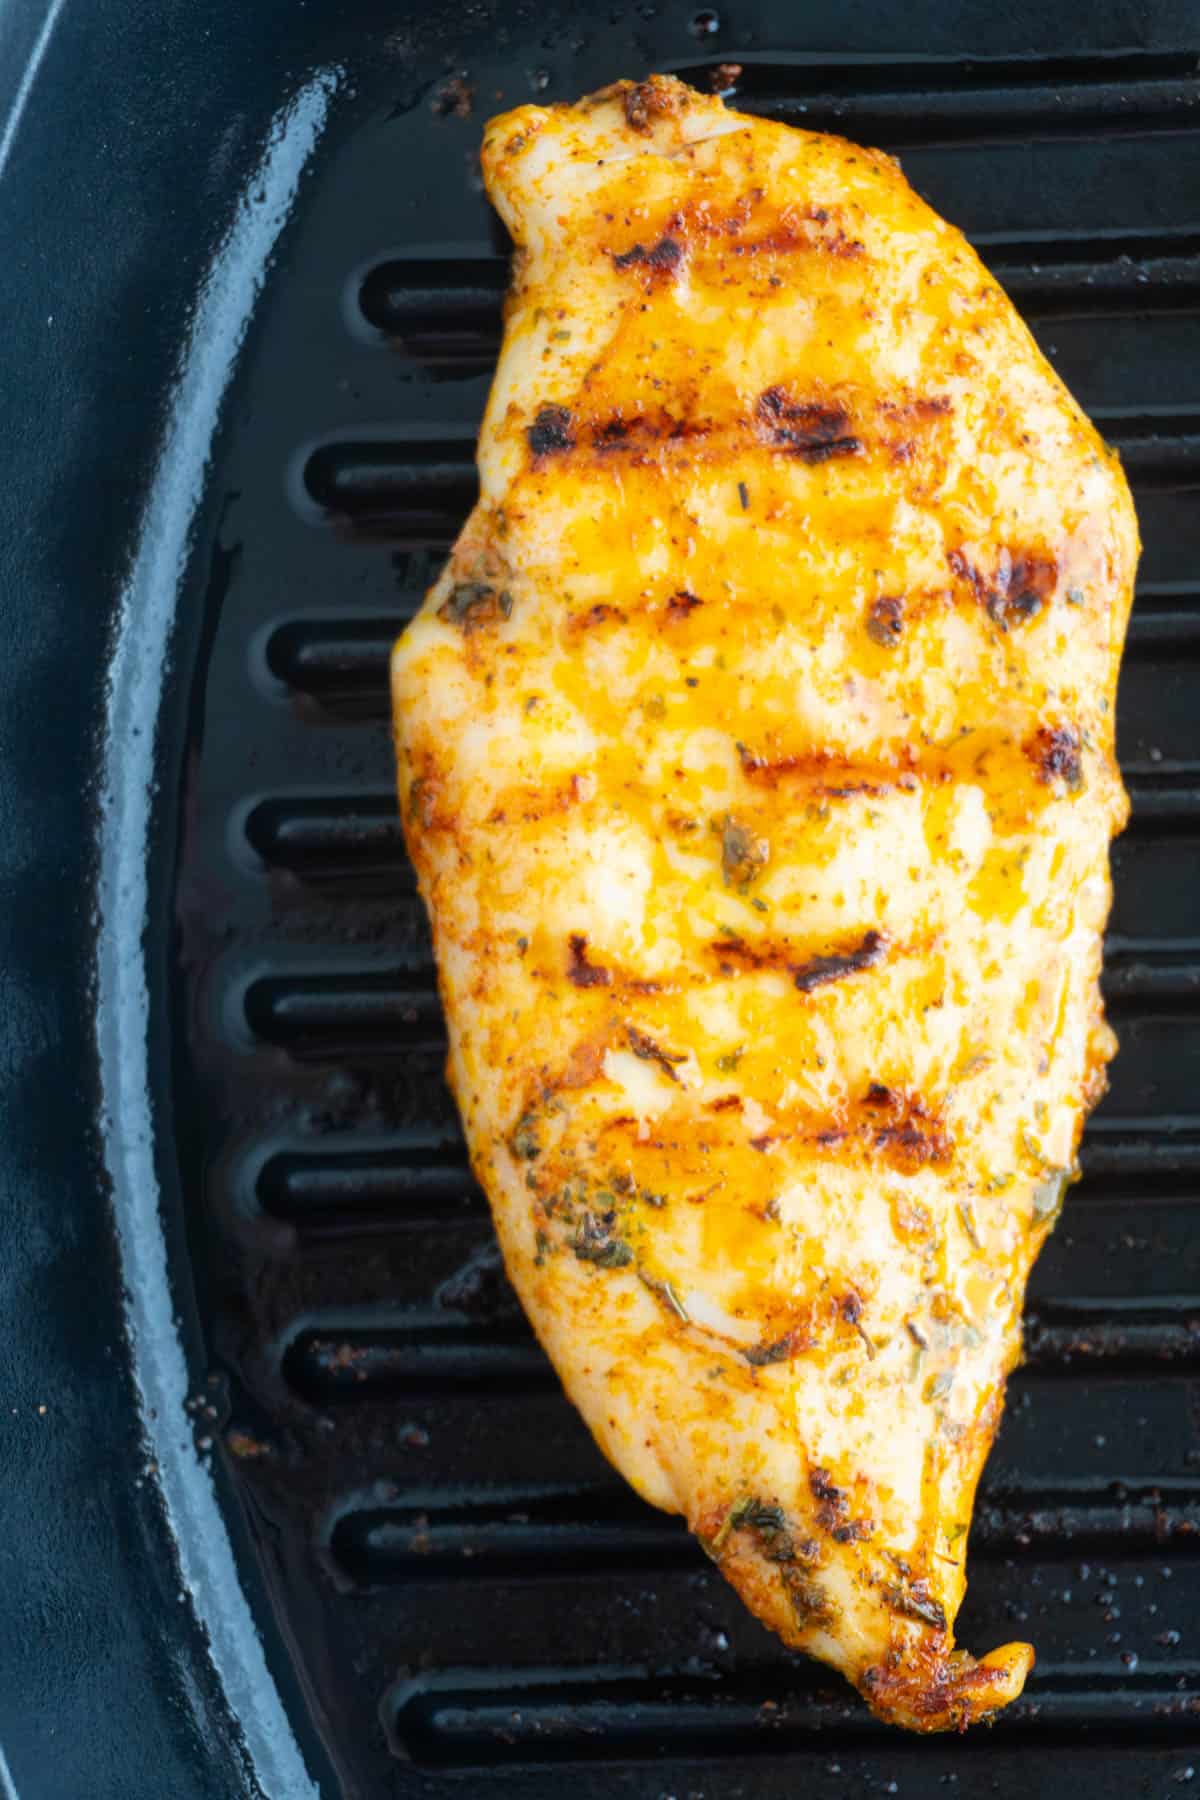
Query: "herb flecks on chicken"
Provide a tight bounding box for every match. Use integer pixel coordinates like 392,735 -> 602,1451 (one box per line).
392,74 -> 1138,1732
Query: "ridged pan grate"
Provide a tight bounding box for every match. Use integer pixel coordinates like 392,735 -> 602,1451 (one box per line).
172,34 -> 1200,1796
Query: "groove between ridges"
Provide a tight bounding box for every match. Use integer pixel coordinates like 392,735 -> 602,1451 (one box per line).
329,1476 -> 1200,1588
262,591 -> 1200,716
242,945 -> 1200,1059
254,1126 -> 1200,1245
299,418 -> 1200,537
382,1664 -> 1200,1764
671,48 -> 1200,100
359,232 -> 1200,375
282,1298 -> 1200,1406
725,68 -> 1200,148
244,773 -> 1200,894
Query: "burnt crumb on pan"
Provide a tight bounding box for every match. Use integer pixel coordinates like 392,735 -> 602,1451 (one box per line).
567,933 -> 612,988
708,62 -> 743,92
792,929 -> 885,993
612,236 -> 683,273
866,596 -> 904,647
1026,723 -> 1084,791
528,404 -> 575,458
757,387 -> 863,462
432,75 -> 474,118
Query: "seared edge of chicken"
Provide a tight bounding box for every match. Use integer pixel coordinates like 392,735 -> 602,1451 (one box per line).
392,75 -> 1139,1730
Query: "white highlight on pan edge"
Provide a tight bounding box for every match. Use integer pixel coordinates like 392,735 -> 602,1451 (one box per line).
96,68 -> 340,1800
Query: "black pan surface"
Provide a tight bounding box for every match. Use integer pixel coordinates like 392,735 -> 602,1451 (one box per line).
2,2 -> 1199,1795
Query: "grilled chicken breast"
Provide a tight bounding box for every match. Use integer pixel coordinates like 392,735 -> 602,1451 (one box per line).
391,75 -> 1138,1730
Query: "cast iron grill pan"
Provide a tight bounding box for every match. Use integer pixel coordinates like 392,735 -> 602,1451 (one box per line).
172,26 -> 1200,1798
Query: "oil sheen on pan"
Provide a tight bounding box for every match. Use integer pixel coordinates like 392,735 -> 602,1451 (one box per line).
390,75 -> 1139,1732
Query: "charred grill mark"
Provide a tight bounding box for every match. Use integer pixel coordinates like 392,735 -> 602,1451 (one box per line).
743,1334 -> 795,1367
612,235 -> 683,273
583,409 -> 717,459
877,395 -> 953,422
557,401 -> 872,469
625,1024 -> 685,1082
727,208 -> 864,260
737,740 -> 922,794
863,1082 -> 953,1172
948,546 -> 1058,630
756,388 -> 863,462
567,934 -> 612,988
1008,552 -> 1058,617
675,191 -> 862,256
711,929 -> 888,996
710,936 -> 776,976
866,596 -> 904,647
485,772 -> 601,826
667,589 -> 703,618
528,404 -> 574,458
791,930 -> 886,994
568,601 -> 623,633
1026,723 -> 1084,791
